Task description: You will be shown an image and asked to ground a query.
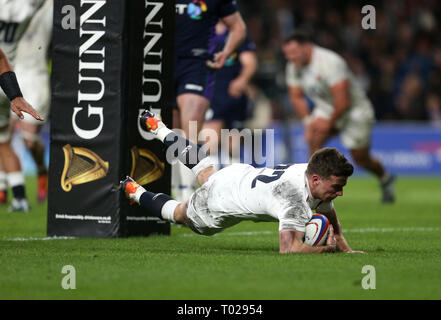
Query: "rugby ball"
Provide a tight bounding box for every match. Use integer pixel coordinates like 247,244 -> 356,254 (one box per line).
304,214 -> 330,246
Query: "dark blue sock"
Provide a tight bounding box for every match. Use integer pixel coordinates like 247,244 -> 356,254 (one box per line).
163,132 -> 208,170
12,185 -> 26,200
139,191 -> 174,219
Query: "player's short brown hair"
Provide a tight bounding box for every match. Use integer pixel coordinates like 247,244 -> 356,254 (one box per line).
306,148 -> 354,178
283,29 -> 312,44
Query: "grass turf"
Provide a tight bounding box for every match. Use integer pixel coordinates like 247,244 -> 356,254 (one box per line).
0,176 -> 440,299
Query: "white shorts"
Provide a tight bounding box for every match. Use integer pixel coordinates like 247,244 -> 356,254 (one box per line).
11,70 -> 50,124
312,99 -> 375,150
10,0 -> 52,124
186,170 -> 243,236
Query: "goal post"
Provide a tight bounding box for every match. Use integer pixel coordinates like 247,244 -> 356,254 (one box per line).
47,0 -> 175,237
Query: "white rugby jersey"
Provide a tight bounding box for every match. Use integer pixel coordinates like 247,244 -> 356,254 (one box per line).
0,0 -> 46,64
285,45 -> 373,126
203,163 -> 334,232
15,0 -> 52,72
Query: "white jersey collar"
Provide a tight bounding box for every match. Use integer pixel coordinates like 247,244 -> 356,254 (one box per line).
304,173 -> 313,202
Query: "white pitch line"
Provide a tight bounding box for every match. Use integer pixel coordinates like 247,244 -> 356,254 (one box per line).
4,236 -> 75,242
343,227 -> 441,233
3,227 -> 440,241
178,227 -> 441,238
179,230 -> 275,237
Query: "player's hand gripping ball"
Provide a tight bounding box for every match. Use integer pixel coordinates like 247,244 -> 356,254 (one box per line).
304,214 -> 330,246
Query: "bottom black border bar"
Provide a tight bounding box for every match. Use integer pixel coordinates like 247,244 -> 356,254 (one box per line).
1,300 -> 439,318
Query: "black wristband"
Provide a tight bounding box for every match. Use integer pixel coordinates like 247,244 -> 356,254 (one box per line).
0,71 -> 23,101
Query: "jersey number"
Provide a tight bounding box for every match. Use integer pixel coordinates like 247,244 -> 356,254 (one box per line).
251,164 -> 290,188
0,21 -> 19,43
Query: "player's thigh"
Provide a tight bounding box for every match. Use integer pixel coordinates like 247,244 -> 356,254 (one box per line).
177,93 -> 210,118
201,119 -> 224,148
0,96 -> 12,144
340,116 -> 374,150
18,121 -> 45,149
177,93 -> 210,138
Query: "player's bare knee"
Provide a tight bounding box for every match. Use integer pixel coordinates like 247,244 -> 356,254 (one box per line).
23,138 -> 36,150
174,202 -> 188,223
174,201 -> 194,228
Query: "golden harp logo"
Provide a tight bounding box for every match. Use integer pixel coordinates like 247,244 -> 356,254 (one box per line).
61,144 -> 109,192
130,146 -> 164,185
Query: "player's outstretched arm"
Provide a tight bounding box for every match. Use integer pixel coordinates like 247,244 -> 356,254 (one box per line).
0,49 -> 43,121
279,227 -> 337,254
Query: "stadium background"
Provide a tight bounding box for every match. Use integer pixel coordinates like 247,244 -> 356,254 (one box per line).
2,0 -> 441,301
12,0 -> 441,176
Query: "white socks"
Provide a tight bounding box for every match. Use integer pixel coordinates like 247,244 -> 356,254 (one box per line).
161,199 -> 179,223
156,126 -> 174,143
131,185 -> 146,204
7,172 -> 25,188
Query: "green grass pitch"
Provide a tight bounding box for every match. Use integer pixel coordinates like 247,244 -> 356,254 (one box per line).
1,176 -> 440,299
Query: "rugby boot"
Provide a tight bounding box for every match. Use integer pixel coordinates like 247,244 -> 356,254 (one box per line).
37,173 -> 48,203
381,174 -> 396,203
120,176 -> 145,205
0,189 -> 7,204
139,110 -> 165,134
8,198 -> 30,213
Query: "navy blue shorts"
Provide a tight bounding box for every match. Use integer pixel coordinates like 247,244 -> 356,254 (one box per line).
174,58 -> 215,101
207,93 -> 248,129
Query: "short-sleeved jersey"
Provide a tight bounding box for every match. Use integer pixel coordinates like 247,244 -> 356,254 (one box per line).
200,163 -> 334,232
285,45 -> 372,124
175,0 -> 238,59
0,0 -> 46,64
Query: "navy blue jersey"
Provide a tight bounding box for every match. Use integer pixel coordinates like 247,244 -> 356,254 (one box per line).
175,0 -> 238,59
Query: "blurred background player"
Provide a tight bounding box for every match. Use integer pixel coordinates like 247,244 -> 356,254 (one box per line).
173,0 -> 246,201
0,0 -> 47,211
123,110 -> 364,254
8,0 -> 53,204
282,30 -> 396,203
203,20 -> 257,167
